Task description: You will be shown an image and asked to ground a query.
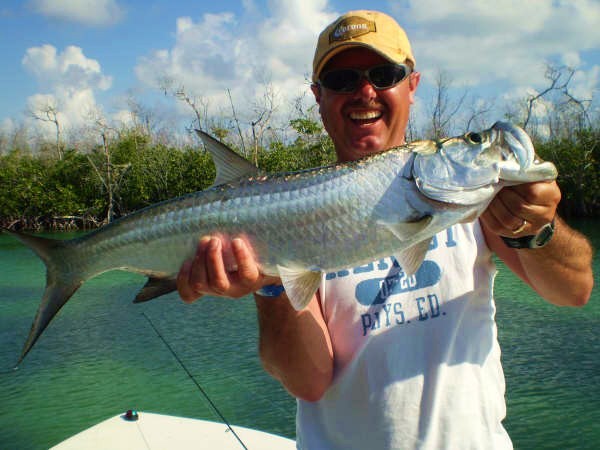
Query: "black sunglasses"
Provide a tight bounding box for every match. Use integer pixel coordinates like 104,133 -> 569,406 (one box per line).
318,63 -> 412,93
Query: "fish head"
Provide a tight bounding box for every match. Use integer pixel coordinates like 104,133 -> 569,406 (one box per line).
411,121 -> 558,205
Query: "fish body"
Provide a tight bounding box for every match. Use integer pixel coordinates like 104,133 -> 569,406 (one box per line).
5,122 -> 557,362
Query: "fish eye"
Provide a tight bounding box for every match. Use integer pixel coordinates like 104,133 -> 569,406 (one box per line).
465,132 -> 482,144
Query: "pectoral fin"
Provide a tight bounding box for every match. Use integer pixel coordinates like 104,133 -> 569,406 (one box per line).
378,216 -> 433,275
394,240 -> 431,276
379,215 -> 433,241
277,265 -> 322,311
133,277 -> 178,303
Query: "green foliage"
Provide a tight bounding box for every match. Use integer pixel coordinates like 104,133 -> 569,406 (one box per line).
290,117 -> 322,136
0,148 -> 92,219
259,137 -> 335,173
0,125 -> 598,229
536,128 -> 600,217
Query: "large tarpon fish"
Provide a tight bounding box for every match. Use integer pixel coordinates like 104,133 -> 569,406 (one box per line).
5,122 -> 557,363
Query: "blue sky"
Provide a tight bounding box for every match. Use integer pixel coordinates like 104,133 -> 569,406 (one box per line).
1,0 -> 599,141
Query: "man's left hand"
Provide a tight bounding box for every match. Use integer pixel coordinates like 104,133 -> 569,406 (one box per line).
480,181 -> 561,237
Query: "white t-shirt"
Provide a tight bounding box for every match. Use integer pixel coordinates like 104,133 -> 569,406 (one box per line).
296,222 -> 512,450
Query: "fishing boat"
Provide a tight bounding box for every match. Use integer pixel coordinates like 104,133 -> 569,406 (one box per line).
51,410 -> 296,449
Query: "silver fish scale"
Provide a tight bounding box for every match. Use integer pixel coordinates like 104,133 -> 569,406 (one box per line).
72,148 -> 413,280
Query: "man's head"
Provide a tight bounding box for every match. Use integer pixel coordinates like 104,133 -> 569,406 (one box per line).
311,10 -> 420,162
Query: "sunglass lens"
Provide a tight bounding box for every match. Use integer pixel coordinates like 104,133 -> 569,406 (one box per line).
322,69 -> 360,92
369,65 -> 408,89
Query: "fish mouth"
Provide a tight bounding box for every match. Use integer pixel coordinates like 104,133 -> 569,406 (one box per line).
492,121 -> 557,182
492,121 -> 534,170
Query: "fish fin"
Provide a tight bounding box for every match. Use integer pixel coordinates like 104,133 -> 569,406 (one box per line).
195,129 -> 259,186
459,208 -> 484,224
2,229 -> 84,365
378,215 -> 433,241
394,239 -> 432,275
277,265 -> 322,311
133,277 -> 177,303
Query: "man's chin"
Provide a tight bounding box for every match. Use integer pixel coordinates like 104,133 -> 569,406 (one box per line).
353,135 -> 386,154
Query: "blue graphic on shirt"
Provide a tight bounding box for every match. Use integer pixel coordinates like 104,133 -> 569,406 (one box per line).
324,227 -> 465,337
355,260 -> 441,306
360,294 -> 443,336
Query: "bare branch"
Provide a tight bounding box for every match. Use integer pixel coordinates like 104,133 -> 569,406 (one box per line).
227,88 -> 247,156
28,102 -> 63,159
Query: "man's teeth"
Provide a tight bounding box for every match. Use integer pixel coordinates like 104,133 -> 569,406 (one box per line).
349,111 -> 382,120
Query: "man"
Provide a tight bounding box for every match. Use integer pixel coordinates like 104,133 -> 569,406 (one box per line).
177,10 -> 593,449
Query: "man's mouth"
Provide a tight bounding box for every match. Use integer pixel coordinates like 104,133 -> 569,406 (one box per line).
348,110 -> 382,123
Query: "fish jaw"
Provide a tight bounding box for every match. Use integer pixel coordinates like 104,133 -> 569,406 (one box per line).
491,121 -> 535,169
497,159 -> 557,183
491,121 -> 558,183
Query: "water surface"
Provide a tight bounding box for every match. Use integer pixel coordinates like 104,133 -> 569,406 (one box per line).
0,221 -> 598,449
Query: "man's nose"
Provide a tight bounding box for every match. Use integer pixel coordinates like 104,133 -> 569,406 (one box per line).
352,77 -> 377,99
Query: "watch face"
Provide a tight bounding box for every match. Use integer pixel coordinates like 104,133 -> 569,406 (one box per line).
534,222 -> 554,248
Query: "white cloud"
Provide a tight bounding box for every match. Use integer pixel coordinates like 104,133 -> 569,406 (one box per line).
384,0 -> 600,130
30,0 -> 125,27
391,0 -> 600,90
23,45 -> 112,92
135,0 -> 336,128
570,65 -> 599,101
22,45 -> 112,134
1,117 -> 16,135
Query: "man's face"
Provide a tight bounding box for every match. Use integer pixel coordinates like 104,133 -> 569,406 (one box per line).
312,47 -> 420,162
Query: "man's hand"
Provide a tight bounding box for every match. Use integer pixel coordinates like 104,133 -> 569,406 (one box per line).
176,235 -> 280,303
480,181 -> 561,237
481,180 -> 593,306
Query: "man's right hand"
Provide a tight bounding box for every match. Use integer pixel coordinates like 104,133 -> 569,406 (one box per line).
176,235 -> 280,303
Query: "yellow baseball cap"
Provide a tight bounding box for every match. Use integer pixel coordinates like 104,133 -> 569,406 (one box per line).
312,10 -> 415,82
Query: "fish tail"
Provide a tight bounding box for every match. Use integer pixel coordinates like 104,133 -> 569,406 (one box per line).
3,229 -> 84,364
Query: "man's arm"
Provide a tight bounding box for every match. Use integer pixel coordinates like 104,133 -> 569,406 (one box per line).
256,293 -> 333,402
176,235 -> 334,401
480,181 -> 593,306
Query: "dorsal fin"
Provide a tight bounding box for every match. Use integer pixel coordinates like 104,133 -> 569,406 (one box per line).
196,130 -> 259,186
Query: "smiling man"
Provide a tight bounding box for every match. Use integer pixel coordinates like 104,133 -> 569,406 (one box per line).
177,10 -> 593,449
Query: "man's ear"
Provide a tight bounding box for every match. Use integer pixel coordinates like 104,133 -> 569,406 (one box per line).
311,83 -> 322,104
408,72 -> 420,105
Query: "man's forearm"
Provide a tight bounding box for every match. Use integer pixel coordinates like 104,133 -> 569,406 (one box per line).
515,217 -> 593,306
489,217 -> 594,306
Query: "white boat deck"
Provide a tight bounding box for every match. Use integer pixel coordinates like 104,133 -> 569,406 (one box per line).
51,411 -> 296,449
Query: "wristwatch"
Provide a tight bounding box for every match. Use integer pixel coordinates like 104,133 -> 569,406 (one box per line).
501,218 -> 556,249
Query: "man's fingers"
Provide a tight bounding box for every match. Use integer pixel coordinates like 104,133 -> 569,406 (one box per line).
205,237 -> 231,294
189,236 -> 210,293
177,235 -> 271,301
232,238 -> 260,287
177,259 -> 203,303
485,193 -> 530,235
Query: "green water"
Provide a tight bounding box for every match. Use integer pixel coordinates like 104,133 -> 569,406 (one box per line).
0,221 -> 598,449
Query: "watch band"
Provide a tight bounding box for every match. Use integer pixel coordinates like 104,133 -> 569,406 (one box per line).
501,218 -> 555,249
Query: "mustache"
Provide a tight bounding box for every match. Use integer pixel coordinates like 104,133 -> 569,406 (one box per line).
343,99 -> 385,110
